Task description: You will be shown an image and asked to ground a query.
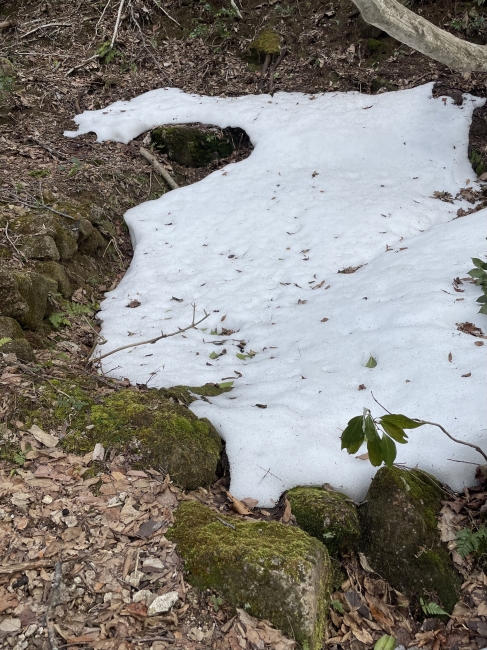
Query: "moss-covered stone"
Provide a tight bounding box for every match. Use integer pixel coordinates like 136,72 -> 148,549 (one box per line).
60,388 -> 222,490
19,234 -> 60,261
250,29 -> 280,55
152,125 -> 236,168
360,467 -> 461,613
287,487 -> 361,556
158,382 -> 233,404
0,316 -> 35,361
35,261 -> 72,298
77,228 -> 108,256
0,270 -> 57,330
167,500 -> 332,649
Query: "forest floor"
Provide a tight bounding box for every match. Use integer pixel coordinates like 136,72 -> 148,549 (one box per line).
1,0 -> 487,648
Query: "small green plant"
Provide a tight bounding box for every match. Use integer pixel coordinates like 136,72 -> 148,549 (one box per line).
29,169 -> 51,178
374,635 -> 396,650
341,409 -> 423,467
49,312 -> 71,329
189,23 -> 210,39
470,149 -> 485,176
330,599 -> 344,613
209,594 -> 224,611
455,526 -> 487,558
96,40 -> 119,64
13,450 -> 26,466
0,72 -> 13,96
0,337 -> 12,348
468,258 -> 487,314
56,395 -> 88,411
420,597 -> 448,617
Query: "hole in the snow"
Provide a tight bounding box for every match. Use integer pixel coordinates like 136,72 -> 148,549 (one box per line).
141,123 -> 253,189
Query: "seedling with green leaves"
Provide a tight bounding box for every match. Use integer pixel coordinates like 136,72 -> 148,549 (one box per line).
468,257 -> 487,315
341,409 -> 424,467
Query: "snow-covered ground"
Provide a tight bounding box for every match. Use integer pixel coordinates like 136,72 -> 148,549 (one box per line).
66,83 -> 487,506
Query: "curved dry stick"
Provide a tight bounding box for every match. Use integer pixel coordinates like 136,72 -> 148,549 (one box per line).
351,0 -> 487,72
414,419 -> 487,463
91,306 -> 209,364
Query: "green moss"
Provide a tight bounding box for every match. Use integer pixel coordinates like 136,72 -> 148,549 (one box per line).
287,487 -> 361,556
250,29 -> 280,55
158,382 -> 233,404
360,467 -> 461,613
470,149 -> 485,177
152,125 -> 235,168
168,501 -> 332,649
10,271 -> 57,330
35,261 -> 72,298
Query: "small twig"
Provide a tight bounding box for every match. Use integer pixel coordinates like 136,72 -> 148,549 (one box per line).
216,517 -> 235,529
91,305 -> 209,364
1,190 -> 76,220
0,558 -> 57,575
30,136 -> 67,161
96,0 -> 113,32
415,419 -> 487,463
230,0 -> 243,19
140,147 -> 179,190
4,221 -> 25,259
74,91 -> 83,115
66,54 -> 101,76
268,47 -> 289,94
45,561 -> 62,650
20,22 -> 72,38
370,391 -> 392,414
150,0 -> 182,28
0,21 -> 13,30
128,636 -> 175,645
257,53 -> 271,93
110,0 -> 126,48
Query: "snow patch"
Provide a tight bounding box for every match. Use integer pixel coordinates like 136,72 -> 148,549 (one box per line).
66,84 -> 487,506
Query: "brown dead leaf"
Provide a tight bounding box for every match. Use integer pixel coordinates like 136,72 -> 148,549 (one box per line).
28,424 -> 58,448
122,602 -> 148,619
227,492 -> 252,516
126,299 -> 141,308
0,593 -> 18,614
282,497 -> 292,523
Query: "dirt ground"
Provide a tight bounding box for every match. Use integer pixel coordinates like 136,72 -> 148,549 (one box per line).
1,0 -> 487,648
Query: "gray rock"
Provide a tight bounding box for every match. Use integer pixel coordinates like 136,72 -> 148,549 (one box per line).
19,234 -> 60,261
167,500 -> 332,650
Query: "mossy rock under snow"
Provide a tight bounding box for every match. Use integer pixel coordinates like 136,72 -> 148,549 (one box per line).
287,486 -> 361,556
360,466 -> 461,613
55,387 -> 222,490
151,125 -> 236,168
167,500 -> 332,650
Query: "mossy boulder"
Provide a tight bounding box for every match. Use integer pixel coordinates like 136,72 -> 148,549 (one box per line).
250,29 -> 280,56
0,316 -> 35,361
62,389 -> 222,490
35,261 -> 72,298
360,466 -> 461,613
287,487 -> 361,556
0,269 -> 57,330
151,125 -> 236,168
167,500 -> 332,649
158,382 -> 234,404
19,234 -> 60,261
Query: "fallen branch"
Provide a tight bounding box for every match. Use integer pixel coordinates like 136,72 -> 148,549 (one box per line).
66,54 -> 100,76
140,147 -> 179,190
111,0 -> 126,48
350,0 -> 487,72
30,136 -> 67,161
21,22 -> 72,39
45,561 -> 62,650
257,54 -> 271,94
414,419 -> 487,464
150,0 -> 182,28
268,47 -> 289,94
0,558 -> 57,575
0,189 -> 76,220
90,304 -> 209,364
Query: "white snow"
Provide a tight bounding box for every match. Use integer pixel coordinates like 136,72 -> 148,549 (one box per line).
65,83 -> 487,506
